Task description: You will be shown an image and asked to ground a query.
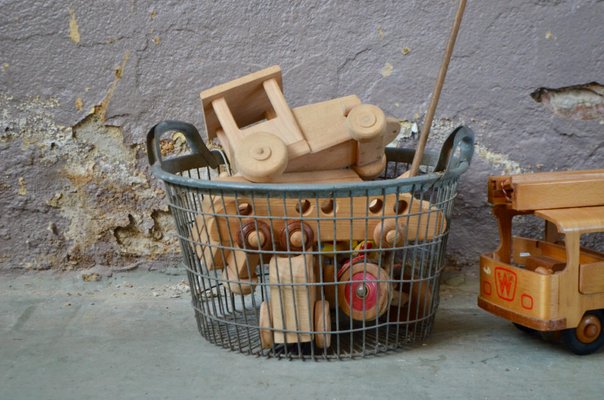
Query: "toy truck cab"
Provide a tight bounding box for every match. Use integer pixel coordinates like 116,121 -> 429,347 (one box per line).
478,173 -> 604,355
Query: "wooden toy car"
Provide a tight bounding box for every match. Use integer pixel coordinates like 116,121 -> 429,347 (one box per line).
199,65 -> 401,182
259,252 -> 331,349
478,169 -> 604,354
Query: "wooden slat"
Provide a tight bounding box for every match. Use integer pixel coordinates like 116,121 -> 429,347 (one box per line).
580,261 -> 604,294
488,170 -> 604,210
201,66 -> 283,140
292,95 -> 361,153
513,179 -> 604,210
207,192 -> 446,244
217,168 -> 362,184
535,206 -> 604,235
269,253 -> 316,344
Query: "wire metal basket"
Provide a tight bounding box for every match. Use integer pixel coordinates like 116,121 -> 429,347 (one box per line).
147,121 -> 474,360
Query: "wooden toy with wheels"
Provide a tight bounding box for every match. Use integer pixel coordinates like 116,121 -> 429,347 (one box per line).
479,170 -> 604,355
200,65 -> 401,182
206,191 -> 446,248
259,252 -> 331,349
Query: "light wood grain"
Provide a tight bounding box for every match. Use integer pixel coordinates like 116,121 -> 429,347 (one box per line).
580,262 -> 604,294
207,192 -> 446,245
201,65 -> 282,140
269,253 -> 316,344
217,168 -> 362,184
292,95 -> 361,153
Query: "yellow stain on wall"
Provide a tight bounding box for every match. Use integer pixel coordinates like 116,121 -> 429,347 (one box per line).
18,177 -> 27,196
381,62 -> 393,78
75,97 -> 84,111
69,8 -> 81,44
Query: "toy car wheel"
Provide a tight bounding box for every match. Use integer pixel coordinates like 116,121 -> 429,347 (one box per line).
259,301 -> 273,349
337,258 -> 391,321
234,132 -> 288,182
373,219 -> 405,248
561,311 -> 604,355
346,104 -> 387,142
352,154 -> 387,180
314,300 -> 331,349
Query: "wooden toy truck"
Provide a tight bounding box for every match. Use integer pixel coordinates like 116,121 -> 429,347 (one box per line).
478,170 -> 604,354
200,66 -> 401,182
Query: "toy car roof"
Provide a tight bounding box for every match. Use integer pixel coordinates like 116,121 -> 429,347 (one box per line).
535,206 -> 604,235
200,66 -> 283,141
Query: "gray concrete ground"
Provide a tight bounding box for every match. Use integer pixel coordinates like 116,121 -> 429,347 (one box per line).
1,267 -> 603,400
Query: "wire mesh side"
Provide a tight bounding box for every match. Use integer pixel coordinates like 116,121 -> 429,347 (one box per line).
160,154 -> 461,360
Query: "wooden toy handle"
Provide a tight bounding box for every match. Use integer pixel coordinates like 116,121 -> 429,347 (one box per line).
408,0 -> 467,177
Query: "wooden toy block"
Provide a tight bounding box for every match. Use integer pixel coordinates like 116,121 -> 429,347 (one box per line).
200,66 -> 401,181
207,192 -> 446,247
488,169 -> 604,210
217,168 -> 362,184
267,253 -> 316,344
190,215 -> 230,270
291,95 -> 362,153
221,249 -> 259,295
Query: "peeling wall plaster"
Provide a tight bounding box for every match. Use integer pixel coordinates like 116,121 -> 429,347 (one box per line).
1,0 -> 603,270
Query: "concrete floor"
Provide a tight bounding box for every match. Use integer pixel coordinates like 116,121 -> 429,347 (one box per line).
1,267 -> 603,400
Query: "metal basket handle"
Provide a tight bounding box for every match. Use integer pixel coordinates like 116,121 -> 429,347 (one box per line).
146,120 -> 220,173
433,125 -> 474,177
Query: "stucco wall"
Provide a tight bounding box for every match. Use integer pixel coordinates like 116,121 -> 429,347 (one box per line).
1,0 -> 603,271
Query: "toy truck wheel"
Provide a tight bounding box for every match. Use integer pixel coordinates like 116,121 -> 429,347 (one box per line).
234,132 -> 288,182
337,258 -> 391,321
314,300 -> 331,349
373,219 -> 405,248
259,301 -> 273,349
346,104 -> 387,142
561,311 -> 604,355
352,154 -> 387,180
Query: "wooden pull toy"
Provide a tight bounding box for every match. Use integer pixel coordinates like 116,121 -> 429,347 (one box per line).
259,252 -> 331,349
207,193 -> 446,247
479,168 -> 604,355
200,66 -> 400,182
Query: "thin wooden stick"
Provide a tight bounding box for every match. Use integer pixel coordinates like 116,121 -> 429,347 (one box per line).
408,0 -> 467,177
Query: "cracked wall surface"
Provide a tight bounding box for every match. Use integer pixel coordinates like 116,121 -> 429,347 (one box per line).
1,0 -> 603,270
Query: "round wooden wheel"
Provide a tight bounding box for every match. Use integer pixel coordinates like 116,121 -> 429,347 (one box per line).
337,258 -> 391,321
561,311 -> 604,355
279,221 -> 314,252
234,132 -> 288,182
353,154 -> 387,180
388,267 -> 433,323
346,104 -> 387,142
259,301 -> 273,349
373,219 -> 405,248
314,300 -> 331,349
222,267 -> 256,295
237,221 -> 272,251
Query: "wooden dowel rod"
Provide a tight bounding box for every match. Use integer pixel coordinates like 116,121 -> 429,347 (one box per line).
408,0 -> 467,177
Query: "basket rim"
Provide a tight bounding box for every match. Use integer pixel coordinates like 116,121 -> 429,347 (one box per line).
147,125 -> 474,196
